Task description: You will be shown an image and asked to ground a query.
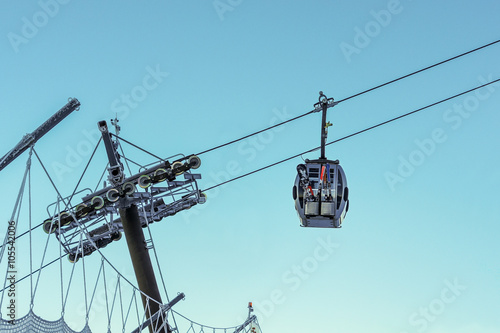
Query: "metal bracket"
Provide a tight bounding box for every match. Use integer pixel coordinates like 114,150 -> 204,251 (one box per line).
131,292 -> 185,333
145,238 -> 154,250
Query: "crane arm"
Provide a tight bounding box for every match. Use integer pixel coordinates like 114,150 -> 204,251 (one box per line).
0,98 -> 81,172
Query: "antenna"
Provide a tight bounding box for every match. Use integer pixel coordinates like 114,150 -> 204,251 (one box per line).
110,113 -> 121,135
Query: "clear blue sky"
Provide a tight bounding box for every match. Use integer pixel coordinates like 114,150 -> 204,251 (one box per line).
0,0 -> 499,332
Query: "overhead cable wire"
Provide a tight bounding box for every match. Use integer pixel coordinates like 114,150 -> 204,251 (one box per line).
9,76 -> 497,244
105,40 -> 499,161
336,39 -> 500,103
3,40 -> 499,266
0,254 -> 65,294
196,109 -> 317,155
170,310 -> 242,331
202,78 -> 500,192
193,39 -> 500,156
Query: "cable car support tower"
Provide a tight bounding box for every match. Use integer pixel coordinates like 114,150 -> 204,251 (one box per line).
0,99 -> 262,332
41,117 -> 206,332
99,120 -> 168,333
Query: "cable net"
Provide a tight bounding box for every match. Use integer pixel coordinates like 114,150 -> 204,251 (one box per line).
0,310 -> 91,333
0,310 -> 261,333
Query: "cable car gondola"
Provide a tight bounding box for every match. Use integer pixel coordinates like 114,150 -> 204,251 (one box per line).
293,159 -> 348,228
293,92 -> 349,228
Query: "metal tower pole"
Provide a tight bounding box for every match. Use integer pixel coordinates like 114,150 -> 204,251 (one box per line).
118,204 -> 169,333
98,121 -> 170,333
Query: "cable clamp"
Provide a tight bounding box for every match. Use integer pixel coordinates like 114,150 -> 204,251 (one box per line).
313,91 -> 337,112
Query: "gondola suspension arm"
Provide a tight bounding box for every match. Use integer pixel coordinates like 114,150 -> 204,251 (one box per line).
313,91 -> 337,160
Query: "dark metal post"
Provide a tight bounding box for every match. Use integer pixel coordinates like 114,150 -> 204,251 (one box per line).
119,204 -> 169,333
314,91 -> 336,160
98,120 -> 124,185
320,99 -> 328,160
